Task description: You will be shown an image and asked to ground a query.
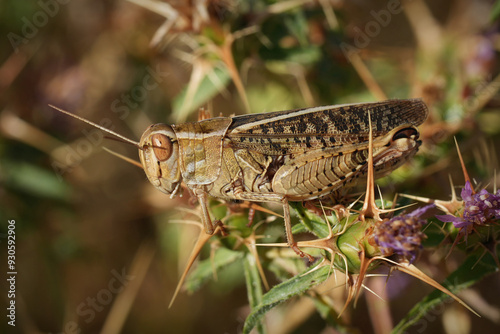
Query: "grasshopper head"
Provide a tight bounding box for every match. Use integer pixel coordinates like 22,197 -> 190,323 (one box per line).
372,125 -> 422,178
139,124 -> 182,197
387,126 -> 421,151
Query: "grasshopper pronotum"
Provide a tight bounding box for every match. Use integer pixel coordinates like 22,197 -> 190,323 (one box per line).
51,99 -> 428,259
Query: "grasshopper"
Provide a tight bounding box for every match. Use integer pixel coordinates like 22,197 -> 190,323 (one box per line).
51,98 -> 428,259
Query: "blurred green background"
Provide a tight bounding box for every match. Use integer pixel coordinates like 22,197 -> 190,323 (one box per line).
1,0 -> 500,333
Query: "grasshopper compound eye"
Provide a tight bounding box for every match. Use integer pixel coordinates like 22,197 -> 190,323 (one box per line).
151,133 -> 173,162
139,124 -> 182,195
392,127 -> 419,141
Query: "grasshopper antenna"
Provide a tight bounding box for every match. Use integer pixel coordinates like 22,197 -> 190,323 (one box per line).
48,104 -> 142,149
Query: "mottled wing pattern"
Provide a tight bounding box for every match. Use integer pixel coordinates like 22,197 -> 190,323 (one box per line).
226,99 -> 428,156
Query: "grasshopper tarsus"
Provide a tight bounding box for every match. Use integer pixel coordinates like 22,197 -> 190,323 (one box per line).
246,207 -> 256,227
290,243 -> 315,263
214,220 -> 228,236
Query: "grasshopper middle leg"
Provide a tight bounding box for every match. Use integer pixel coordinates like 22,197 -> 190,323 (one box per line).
233,191 -> 315,262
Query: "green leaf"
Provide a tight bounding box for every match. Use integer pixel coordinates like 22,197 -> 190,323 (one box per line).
243,264 -> 330,334
243,254 -> 266,334
184,247 -> 244,293
392,250 -> 500,333
491,0 -> 500,22
0,160 -> 71,201
246,81 -> 297,114
290,202 -> 331,238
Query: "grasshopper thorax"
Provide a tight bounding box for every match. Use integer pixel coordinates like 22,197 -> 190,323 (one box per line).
139,124 -> 182,197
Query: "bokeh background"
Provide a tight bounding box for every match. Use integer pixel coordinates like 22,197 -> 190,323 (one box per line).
1,0 -> 500,333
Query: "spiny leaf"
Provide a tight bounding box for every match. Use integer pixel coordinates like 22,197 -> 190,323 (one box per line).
392,250 -> 499,333
243,264 -> 330,334
243,254 -> 266,334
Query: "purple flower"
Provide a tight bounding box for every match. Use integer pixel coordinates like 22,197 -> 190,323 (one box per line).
373,204 -> 434,263
436,181 -> 500,229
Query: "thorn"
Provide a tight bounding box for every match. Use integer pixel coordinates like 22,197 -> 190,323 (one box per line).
400,193 -> 462,215
448,174 -> 458,202
338,274 -> 355,317
169,226 -> 219,308
361,111 -> 381,221
454,137 -> 474,194
244,234 -> 270,290
239,202 -> 284,219
361,283 -> 385,302
394,262 -> 480,317
377,185 -> 384,210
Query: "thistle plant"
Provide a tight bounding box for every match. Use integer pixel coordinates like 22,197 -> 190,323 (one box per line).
437,181 -> 500,232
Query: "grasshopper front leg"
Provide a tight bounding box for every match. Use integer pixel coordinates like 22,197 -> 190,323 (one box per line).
193,186 -> 226,236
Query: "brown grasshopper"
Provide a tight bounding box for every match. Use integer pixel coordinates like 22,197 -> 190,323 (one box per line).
51,99 -> 428,259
